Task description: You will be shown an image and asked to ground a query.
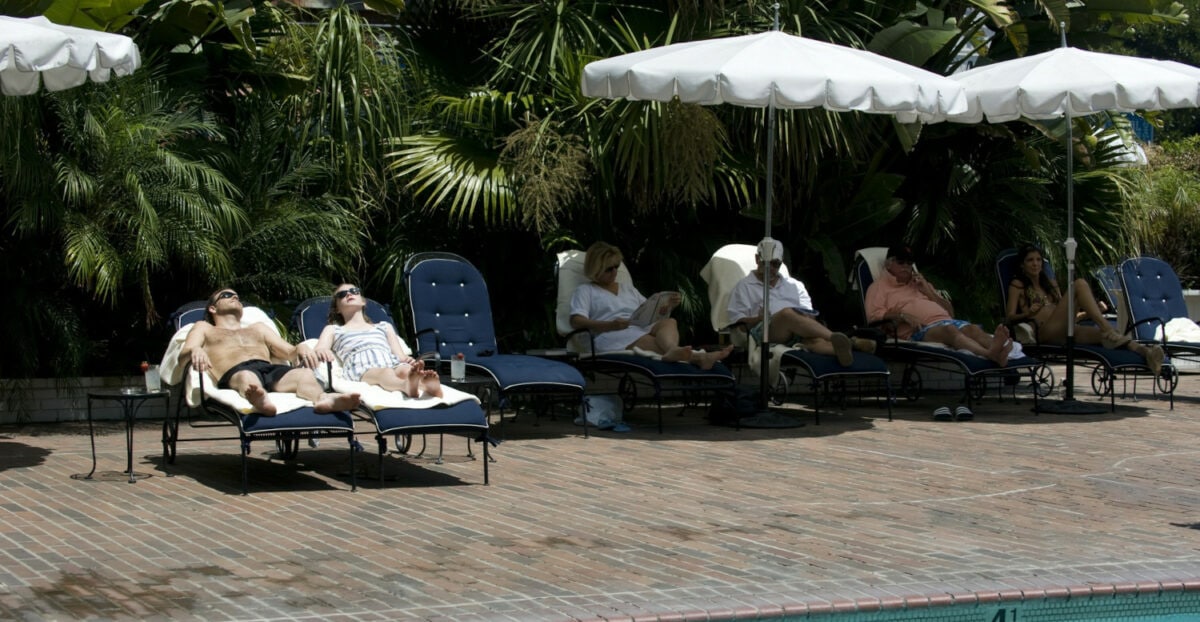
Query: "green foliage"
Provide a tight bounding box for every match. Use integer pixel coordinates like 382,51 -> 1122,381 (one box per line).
8,0 -> 1200,380
1127,138 -> 1200,287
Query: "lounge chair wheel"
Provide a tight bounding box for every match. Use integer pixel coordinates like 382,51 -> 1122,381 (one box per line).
901,366 -> 922,401
1156,365 -> 1178,395
161,420 -> 177,464
276,433 -> 301,460
393,432 -> 413,454
968,377 -> 986,401
1030,364 -> 1055,398
618,375 -> 638,413
1091,367 -> 1114,397
770,372 -> 789,406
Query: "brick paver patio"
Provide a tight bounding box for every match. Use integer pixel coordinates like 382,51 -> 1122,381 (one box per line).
1,366 -> 1199,620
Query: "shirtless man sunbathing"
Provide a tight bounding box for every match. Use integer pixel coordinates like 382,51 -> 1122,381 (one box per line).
178,288 -> 361,416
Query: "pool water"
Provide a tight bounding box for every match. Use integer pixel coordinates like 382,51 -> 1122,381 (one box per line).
777,588 -> 1200,621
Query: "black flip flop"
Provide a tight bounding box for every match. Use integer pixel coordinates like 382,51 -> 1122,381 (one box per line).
933,406 -> 953,421
955,405 -> 974,421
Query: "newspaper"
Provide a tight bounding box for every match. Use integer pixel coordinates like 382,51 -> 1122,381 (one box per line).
629,291 -> 678,327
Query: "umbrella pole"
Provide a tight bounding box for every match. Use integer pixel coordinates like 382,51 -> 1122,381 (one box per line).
758,102 -> 776,409
737,5 -> 802,428
1036,22 -> 1105,415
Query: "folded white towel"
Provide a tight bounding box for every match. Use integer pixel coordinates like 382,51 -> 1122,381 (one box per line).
853,247 -> 889,285
1157,316 -> 1200,342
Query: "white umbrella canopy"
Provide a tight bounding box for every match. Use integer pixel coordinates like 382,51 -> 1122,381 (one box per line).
582,30 -> 967,122
944,46 -> 1200,123
939,41 -> 1200,411
0,15 -> 141,96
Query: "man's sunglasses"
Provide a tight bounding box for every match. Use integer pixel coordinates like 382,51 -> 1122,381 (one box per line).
216,291 -> 239,300
335,287 -> 361,300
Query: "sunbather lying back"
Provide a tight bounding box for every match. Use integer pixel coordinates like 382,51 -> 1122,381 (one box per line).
1006,244 -> 1163,375
178,288 -> 360,416
866,245 -> 1012,366
314,283 -> 442,398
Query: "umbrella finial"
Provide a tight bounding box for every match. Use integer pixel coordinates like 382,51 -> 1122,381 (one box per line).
1059,21 -> 1067,48
772,2 -> 780,31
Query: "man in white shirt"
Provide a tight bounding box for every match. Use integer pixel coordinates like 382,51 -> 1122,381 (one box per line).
727,241 -> 874,366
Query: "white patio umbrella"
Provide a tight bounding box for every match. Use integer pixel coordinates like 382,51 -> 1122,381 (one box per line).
940,31 -> 1200,413
0,15 -> 141,96
582,22 -> 968,419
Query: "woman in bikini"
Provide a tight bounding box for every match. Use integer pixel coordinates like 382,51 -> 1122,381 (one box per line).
1005,244 -> 1164,374
315,284 -> 442,398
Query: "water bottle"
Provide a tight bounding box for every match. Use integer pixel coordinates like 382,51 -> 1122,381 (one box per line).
450,353 -> 466,382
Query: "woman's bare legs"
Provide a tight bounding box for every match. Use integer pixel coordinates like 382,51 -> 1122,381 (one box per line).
626,318 -> 693,362
362,366 -> 414,395
1072,278 -> 1113,326
628,317 -> 733,368
1037,286 -> 1163,374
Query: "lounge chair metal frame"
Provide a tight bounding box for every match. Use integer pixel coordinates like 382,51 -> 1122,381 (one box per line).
994,248 -> 1175,410
404,252 -> 586,432
566,331 -> 738,433
162,302 -> 359,495
291,296 -> 493,486
853,250 -> 1052,409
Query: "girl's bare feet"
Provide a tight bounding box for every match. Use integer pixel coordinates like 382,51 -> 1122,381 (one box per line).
420,369 -> 443,398
402,366 -> 421,397
243,385 -> 276,416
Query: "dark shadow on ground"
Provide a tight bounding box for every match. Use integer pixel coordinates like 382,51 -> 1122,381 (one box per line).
0,440 -> 51,470
146,449 -> 357,495
882,398 -> 1153,424
354,452 -> 482,488
493,403 -> 879,441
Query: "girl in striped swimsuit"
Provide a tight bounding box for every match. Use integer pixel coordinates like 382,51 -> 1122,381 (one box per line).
314,284 -> 442,398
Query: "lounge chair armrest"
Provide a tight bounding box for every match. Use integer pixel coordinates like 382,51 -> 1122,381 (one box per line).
867,319 -> 903,345
412,327 -> 444,364
566,327 -> 598,352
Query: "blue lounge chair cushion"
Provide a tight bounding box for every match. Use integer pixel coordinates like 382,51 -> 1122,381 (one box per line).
779,349 -> 889,379
240,408 -> 355,435
369,401 -> 488,436
584,353 -> 734,380
1119,256 -> 1189,342
468,353 -> 585,390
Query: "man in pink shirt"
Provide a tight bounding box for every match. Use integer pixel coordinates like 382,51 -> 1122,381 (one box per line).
865,245 -> 1012,366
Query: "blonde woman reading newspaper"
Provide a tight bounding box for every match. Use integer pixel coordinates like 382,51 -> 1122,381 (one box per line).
569,241 -> 733,369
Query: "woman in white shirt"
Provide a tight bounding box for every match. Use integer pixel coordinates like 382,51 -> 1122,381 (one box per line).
569,241 -> 733,369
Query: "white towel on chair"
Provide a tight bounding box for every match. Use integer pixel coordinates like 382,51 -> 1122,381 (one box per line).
854,247 -> 889,284
1157,317 -> 1200,342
